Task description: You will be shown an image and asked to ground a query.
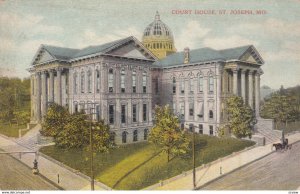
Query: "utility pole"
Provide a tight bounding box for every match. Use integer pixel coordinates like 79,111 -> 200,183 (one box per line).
90,107 -> 94,191
192,125 -> 196,189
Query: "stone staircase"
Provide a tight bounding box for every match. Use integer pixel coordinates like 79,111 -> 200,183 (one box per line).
14,124 -> 54,151
255,119 -> 282,145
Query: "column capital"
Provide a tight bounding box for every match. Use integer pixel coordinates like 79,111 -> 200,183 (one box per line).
255,68 -> 264,76
55,67 -> 63,72
240,69 -> 247,74
231,67 -> 239,73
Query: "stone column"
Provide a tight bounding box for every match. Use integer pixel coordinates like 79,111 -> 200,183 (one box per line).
148,100 -> 152,124
255,69 -> 262,117
56,68 -> 62,105
248,70 -> 254,108
35,72 -> 41,122
30,74 -> 34,121
41,71 -> 48,118
232,68 -> 238,95
49,69 -> 54,103
217,67 -> 223,124
241,69 -> 246,103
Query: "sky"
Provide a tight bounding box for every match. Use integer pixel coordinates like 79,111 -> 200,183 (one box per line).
0,0 -> 299,90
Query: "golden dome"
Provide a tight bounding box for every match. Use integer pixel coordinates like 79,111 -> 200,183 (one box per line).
142,11 -> 176,59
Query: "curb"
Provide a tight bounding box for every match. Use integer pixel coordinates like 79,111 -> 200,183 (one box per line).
197,139 -> 300,190
3,151 -> 63,190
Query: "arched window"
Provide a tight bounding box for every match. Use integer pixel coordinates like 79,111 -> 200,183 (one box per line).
209,74 -> 214,92
142,71 -> 147,93
96,69 -> 100,93
121,68 -> 125,93
172,77 -> 176,94
144,128 -> 149,140
133,130 -> 138,142
87,69 -> 92,93
122,131 -> 127,143
73,72 -> 77,94
132,70 -> 136,93
108,69 -> 114,93
198,74 -> 203,92
81,70 -> 85,93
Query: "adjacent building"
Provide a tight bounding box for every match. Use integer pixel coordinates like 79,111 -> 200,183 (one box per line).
29,12 -> 265,144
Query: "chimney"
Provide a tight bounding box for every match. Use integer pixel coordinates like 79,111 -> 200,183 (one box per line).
184,47 -> 190,64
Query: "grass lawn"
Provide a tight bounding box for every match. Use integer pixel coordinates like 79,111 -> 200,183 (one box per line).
40,134 -> 255,190
0,123 -> 28,137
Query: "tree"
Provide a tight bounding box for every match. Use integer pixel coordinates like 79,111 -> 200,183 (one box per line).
149,105 -> 190,162
55,112 -> 89,149
41,103 -> 70,137
261,93 -> 298,128
89,119 -> 111,153
223,96 -> 255,138
42,104 -> 112,152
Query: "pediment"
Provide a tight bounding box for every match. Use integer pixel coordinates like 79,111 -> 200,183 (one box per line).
32,46 -> 56,65
239,46 -> 264,64
107,41 -> 150,60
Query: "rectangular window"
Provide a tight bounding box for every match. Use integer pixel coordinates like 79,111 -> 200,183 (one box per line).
108,70 -> 114,93
209,75 -> 214,93
189,102 -> 194,117
173,103 -> 176,114
96,105 -> 100,121
121,105 -> 126,124
189,79 -> 194,93
132,104 -> 137,122
132,72 -> 136,93
209,125 -> 213,135
172,77 -> 176,94
65,75 -> 69,94
198,76 -> 203,92
199,124 -> 203,134
121,70 -> 125,93
180,79 -> 185,94
109,105 -> 114,124
143,104 -> 147,122
180,103 -> 184,117
189,124 -> 194,132
143,72 -> 147,93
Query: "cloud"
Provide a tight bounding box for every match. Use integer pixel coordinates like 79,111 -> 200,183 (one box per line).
75,27 -> 142,48
175,21 -> 211,51
203,35 -> 258,50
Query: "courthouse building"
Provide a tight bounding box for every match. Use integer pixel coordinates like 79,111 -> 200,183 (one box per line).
29,12 -> 264,144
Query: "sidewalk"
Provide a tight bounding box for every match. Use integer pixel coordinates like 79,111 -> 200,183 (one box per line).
147,132 -> 300,190
0,134 -> 111,190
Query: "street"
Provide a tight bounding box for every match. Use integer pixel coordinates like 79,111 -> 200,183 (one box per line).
202,142 -> 300,190
0,154 -> 58,190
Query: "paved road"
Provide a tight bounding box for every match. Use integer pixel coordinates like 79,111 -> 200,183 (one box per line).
0,154 -> 58,190
202,142 -> 300,190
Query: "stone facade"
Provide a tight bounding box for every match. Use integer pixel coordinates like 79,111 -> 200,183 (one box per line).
29,18 -> 265,144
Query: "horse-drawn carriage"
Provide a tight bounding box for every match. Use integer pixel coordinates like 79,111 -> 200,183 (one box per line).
273,138 -> 292,151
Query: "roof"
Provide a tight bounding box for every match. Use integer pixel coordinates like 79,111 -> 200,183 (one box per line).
43,45 -> 80,60
154,45 -> 263,68
33,36 -> 156,65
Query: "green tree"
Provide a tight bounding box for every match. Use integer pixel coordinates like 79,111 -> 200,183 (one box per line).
261,93 -> 298,128
149,105 -> 190,162
15,110 -> 30,126
55,112 -> 89,149
41,103 -> 70,137
89,119 -> 111,153
0,77 -> 31,125
223,96 -> 255,138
